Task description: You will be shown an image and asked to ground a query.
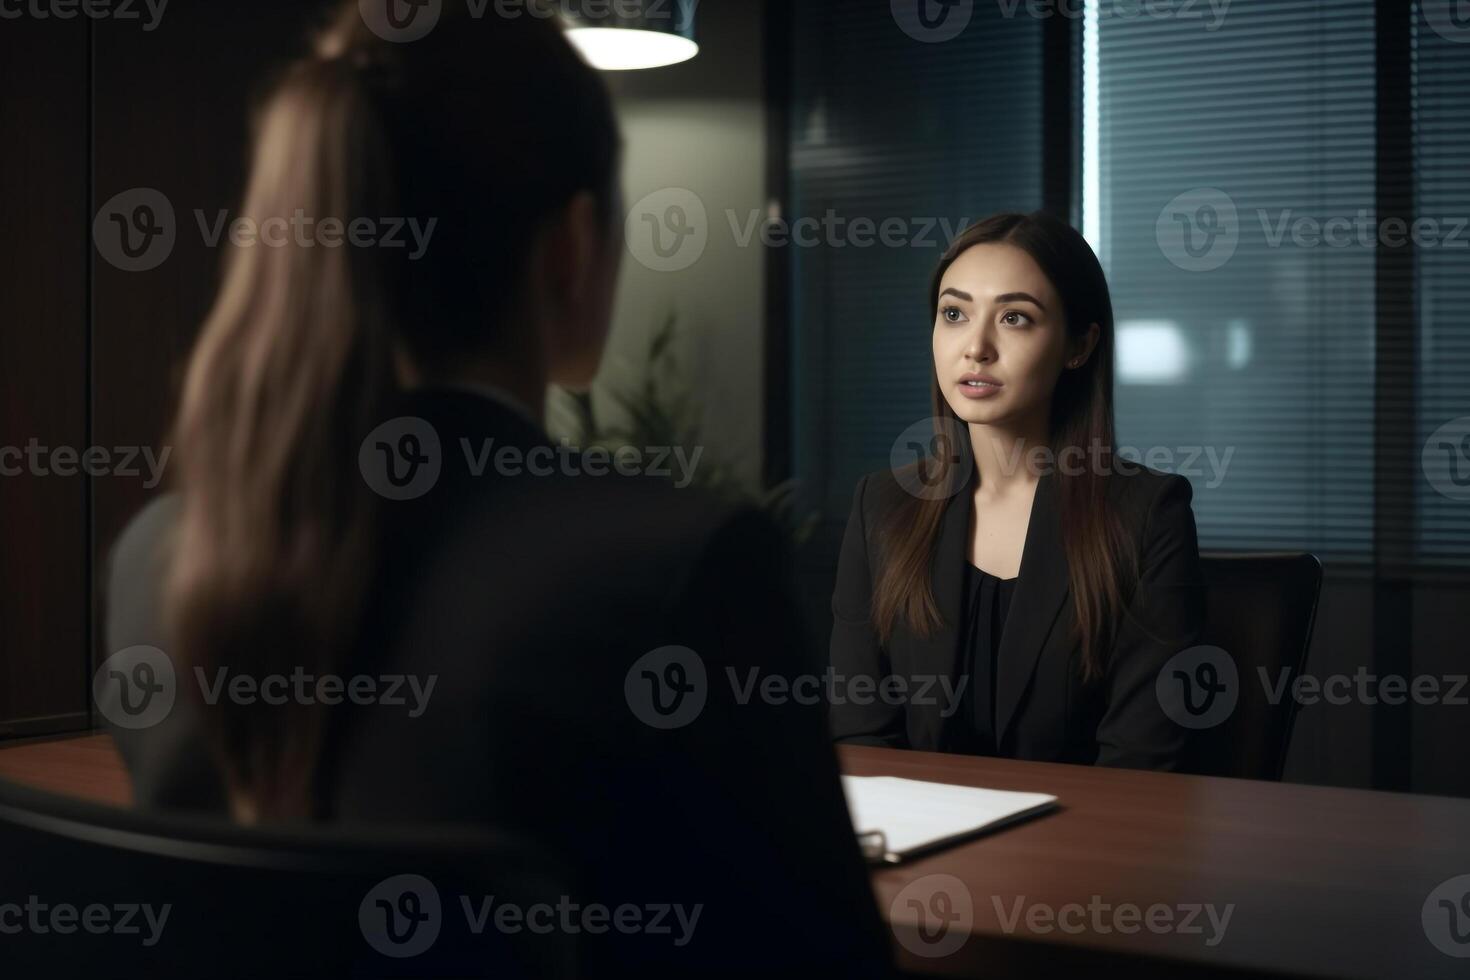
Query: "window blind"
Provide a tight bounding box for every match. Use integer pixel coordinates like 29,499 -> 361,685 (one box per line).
788,1 -> 1046,526
1084,0 -> 1378,559
1413,1 -> 1470,567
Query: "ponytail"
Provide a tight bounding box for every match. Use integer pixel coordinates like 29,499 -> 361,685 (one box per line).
164,1 -> 619,820
166,42 -> 397,820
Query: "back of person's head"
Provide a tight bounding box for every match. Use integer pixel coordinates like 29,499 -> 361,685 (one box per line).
164,0 -> 622,820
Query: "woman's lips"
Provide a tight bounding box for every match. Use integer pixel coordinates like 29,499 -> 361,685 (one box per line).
956,380 -> 1002,399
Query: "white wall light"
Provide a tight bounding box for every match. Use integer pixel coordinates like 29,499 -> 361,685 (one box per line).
563,0 -> 699,71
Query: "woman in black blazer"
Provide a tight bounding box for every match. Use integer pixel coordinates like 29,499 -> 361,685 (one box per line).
829,211 -> 1206,770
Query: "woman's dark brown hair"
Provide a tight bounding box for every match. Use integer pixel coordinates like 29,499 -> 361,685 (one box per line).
164,1 -> 620,820
870,211 -> 1137,682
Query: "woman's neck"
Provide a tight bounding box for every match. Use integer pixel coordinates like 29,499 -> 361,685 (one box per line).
444,364 -> 546,425
409,350 -> 549,428
968,417 -> 1048,499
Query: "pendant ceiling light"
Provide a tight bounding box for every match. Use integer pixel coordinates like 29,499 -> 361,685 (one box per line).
561,0 -> 699,71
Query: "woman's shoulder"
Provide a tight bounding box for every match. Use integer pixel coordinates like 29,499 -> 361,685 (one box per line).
109,493 -> 181,584
105,494 -> 181,658
1105,462 -> 1194,504
1104,463 -> 1197,541
847,463 -> 934,520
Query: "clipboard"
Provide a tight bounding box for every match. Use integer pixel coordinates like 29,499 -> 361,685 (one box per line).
845,776 -> 1058,865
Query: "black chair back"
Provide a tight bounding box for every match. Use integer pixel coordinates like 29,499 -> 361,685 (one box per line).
0,776 -> 577,978
1188,552 -> 1323,780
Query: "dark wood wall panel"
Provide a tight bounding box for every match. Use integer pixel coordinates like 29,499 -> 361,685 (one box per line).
0,19 -> 90,734
90,1 -> 338,679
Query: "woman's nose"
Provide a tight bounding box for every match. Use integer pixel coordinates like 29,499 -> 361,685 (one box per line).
964,323 -> 996,362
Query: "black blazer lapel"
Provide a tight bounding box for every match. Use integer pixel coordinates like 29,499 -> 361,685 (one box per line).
994,470 -> 1071,745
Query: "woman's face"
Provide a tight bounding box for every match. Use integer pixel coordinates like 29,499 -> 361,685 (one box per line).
932,241 -> 1088,431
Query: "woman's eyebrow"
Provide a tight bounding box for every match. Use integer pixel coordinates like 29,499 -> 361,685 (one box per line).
939,287 -> 1048,311
994,291 -> 1046,311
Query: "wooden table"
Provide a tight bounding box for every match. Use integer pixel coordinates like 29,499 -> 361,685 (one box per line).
842,745 -> 1470,979
0,732 -> 130,806
2,736 -> 1467,977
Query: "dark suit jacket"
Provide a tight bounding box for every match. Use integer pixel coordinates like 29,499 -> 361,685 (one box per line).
105,387 -> 890,977
829,463 -> 1205,770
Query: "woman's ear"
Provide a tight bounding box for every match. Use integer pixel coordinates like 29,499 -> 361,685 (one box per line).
539,190 -> 602,309
1067,321 -> 1102,369
530,190 -> 619,388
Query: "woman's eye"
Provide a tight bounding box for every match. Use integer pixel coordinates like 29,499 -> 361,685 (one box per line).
941,306 -> 965,323
1002,310 -> 1032,327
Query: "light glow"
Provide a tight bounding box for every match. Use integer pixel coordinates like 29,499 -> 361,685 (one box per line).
1116,320 -> 1190,384
1226,319 -> 1252,369
566,27 -> 699,71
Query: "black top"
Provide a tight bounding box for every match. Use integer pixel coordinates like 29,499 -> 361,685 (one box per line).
952,562 -> 1018,755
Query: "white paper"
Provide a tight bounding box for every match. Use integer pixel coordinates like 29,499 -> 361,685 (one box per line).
841,775 -> 1057,857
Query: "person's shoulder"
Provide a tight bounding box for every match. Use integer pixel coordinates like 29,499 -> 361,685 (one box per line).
850,464 -> 928,519
556,464 -> 762,542
104,495 -> 180,696
1106,462 -> 1193,498
583,473 -> 775,562
447,463 -> 785,591
1105,464 -> 1195,530
109,493 -> 180,581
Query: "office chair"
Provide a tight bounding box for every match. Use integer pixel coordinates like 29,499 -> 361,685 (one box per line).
1189,552 -> 1323,781
0,774 -> 578,978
